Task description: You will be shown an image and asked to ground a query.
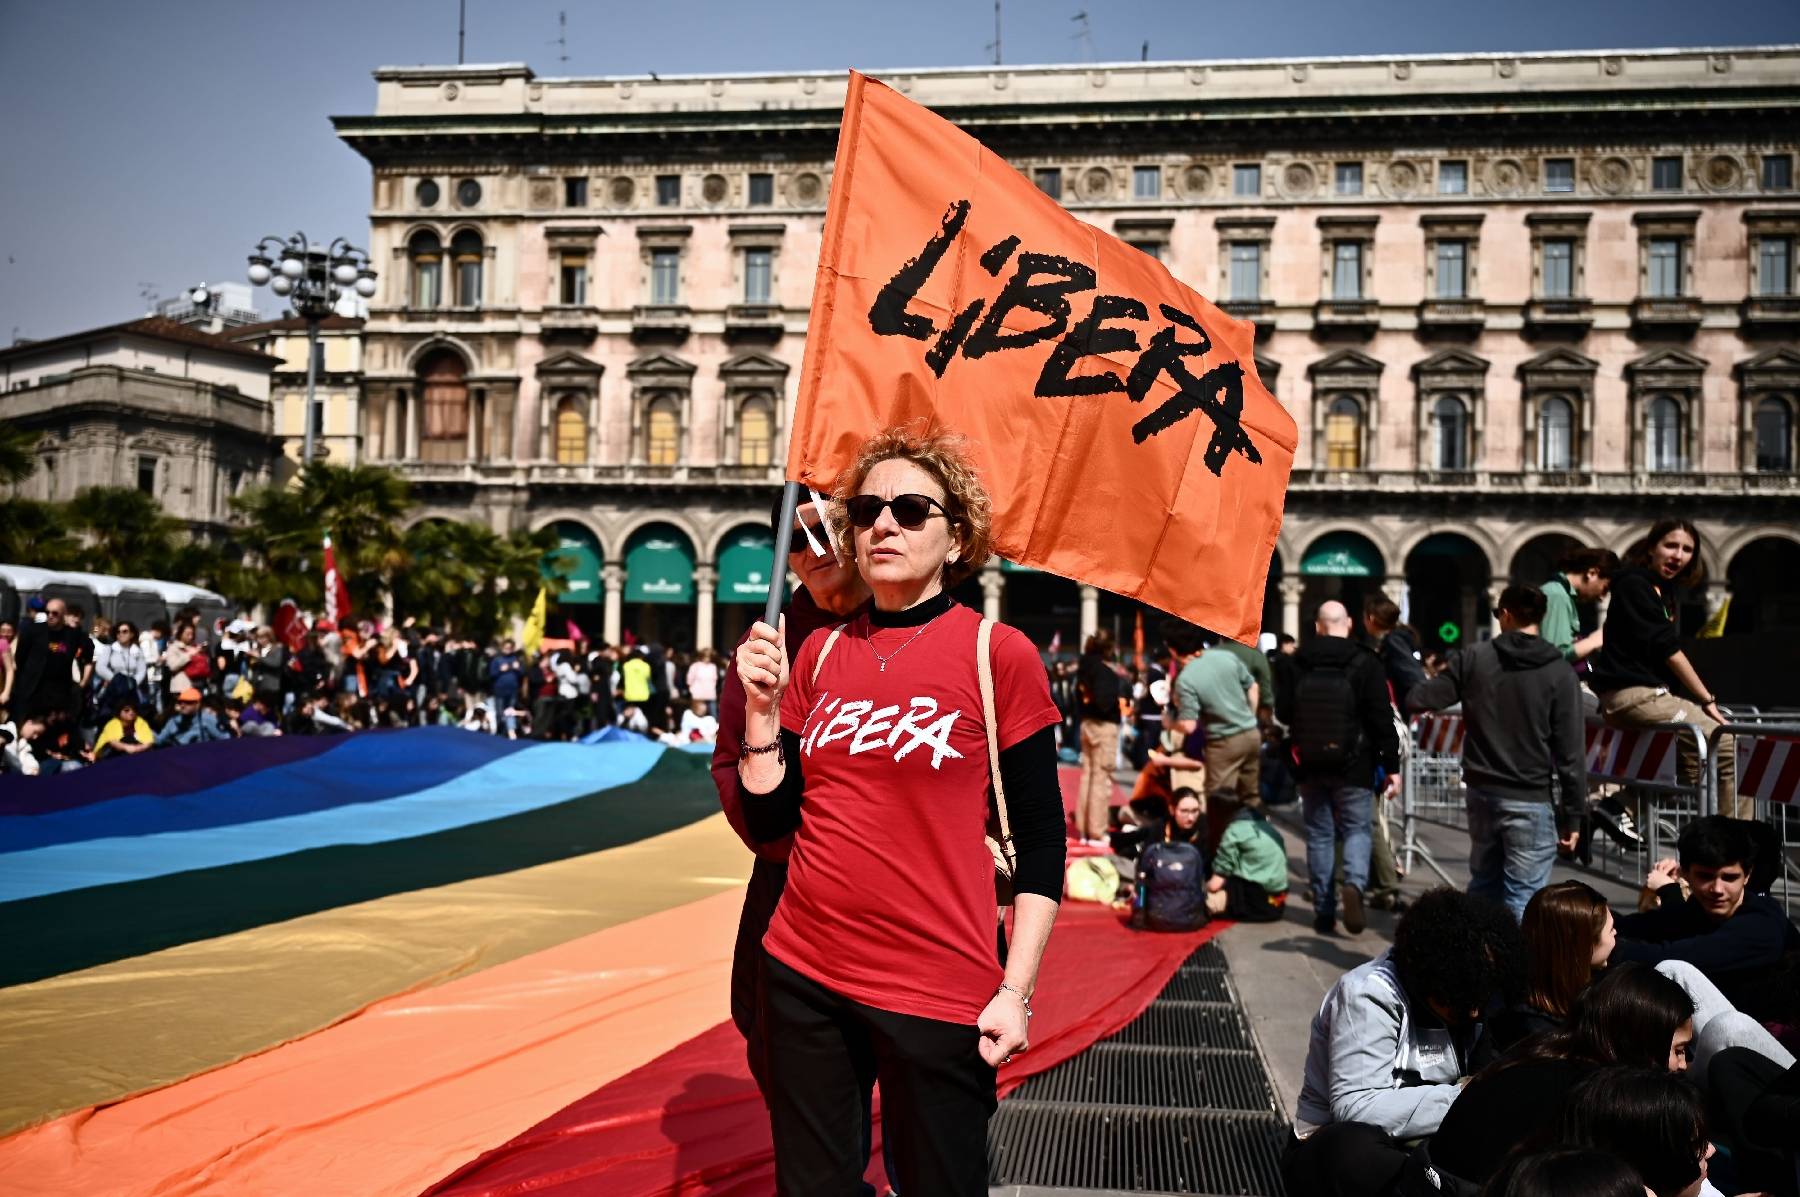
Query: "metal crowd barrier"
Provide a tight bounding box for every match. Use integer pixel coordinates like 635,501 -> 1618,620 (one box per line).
1399,711 -> 1464,886
1582,719 -> 1709,887
1706,721 -> 1800,917
1400,712 -> 1708,890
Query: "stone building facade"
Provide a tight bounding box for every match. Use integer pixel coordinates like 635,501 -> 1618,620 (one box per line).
227,316 -> 368,477
0,318 -> 281,535
334,47 -> 1800,652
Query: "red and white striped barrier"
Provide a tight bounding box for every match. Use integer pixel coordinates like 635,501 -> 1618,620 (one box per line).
1415,713 -> 1465,756
1584,724 -> 1681,785
1737,734 -> 1800,806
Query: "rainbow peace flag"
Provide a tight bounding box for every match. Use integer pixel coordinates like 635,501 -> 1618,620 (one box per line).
0,727 -> 1217,1195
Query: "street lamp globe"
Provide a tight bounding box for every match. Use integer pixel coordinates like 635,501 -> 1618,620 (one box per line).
279,254 -> 305,279
189,286 -> 210,306
246,257 -> 272,285
270,275 -> 294,296
354,271 -> 378,298
332,262 -> 358,285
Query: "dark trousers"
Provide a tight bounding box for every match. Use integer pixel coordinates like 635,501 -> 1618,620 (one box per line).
731,857 -> 788,1097
764,956 -> 995,1197
1283,1122 -> 1410,1197
1223,875 -> 1286,923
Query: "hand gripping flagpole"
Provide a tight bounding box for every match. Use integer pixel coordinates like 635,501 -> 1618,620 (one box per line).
763,482 -> 803,628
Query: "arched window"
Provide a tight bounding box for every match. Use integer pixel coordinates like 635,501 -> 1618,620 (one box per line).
554,394 -> 587,465
1432,395 -> 1469,471
409,230 -> 443,309
1756,396 -> 1794,472
1538,396 -> 1574,472
1646,394 -> 1684,473
645,393 -> 681,466
737,393 -> 774,466
1325,395 -> 1363,470
451,230 -> 484,307
417,350 -> 469,463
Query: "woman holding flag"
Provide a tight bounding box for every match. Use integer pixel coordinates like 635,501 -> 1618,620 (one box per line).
736,426 -> 1067,1195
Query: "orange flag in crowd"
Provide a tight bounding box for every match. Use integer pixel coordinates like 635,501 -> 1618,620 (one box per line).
787,72 -> 1296,644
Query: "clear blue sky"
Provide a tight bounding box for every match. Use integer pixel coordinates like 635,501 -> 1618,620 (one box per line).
2,0 -> 1797,342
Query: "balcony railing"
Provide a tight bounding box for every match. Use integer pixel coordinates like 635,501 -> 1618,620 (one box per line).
1287,468 -> 1798,494
1523,298 -> 1594,336
1741,294 -> 1800,333
630,304 -> 692,343
724,303 -> 784,343
1312,298 -> 1378,336
1630,296 -> 1702,334
1417,298 -> 1485,334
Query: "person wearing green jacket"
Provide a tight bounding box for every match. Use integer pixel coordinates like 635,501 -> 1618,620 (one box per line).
1538,546 -> 1618,663
1206,799 -> 1289,922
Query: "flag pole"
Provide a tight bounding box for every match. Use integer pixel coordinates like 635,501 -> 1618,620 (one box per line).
764,482 -> 802,628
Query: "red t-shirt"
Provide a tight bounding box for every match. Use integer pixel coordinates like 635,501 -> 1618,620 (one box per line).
762,602 -> 1061,1025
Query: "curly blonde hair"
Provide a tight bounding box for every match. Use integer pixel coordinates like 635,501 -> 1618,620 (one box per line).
829,425 -> 993,588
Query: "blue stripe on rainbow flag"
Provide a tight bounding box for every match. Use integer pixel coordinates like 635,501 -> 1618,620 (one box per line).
0,735 -> 667,903
0,727 -> 531,853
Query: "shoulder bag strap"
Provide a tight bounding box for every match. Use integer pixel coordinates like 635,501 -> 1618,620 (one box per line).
978,618 -> 1015,873
809,625 -> 845,688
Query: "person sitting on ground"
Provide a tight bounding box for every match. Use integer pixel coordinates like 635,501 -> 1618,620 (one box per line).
1205,796 -> 1289,922
0,715 -> 46,775
679,697 -> 718,743
1559,1066 -> 1717,1197
1539,547 -> 1619,664
1479,1149 -> 1649,1197
1707,1047 -> 1800,1197
1416,962 -> 1696,1196
238,695 -> 281,737
1113,785 -> 1207,859
93,697 -> 155,759
1286,888 -> 1523,1197
1612,816 -> 1800,1022
156,688 -> 229,747
1131,790 -> 1210,933
1476,881 -> 1616,1067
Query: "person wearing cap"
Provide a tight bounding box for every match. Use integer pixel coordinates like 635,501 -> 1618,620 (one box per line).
156,688 -> 229,747
1407,584 -> 1586,921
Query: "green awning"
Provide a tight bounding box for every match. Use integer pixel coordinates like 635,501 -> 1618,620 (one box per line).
544,523 -> 602,606
625,529 -> 695,605
716,527 -> 787,605
1301,532 -> 1381,578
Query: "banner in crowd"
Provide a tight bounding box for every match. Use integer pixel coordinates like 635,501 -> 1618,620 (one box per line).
322,533 -> 351,625
786,72 -> 1296,643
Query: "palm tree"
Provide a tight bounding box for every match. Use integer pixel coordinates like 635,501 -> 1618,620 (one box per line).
231,463 -> 411,615
63,486 -> 185,578
0,497 -> 80,567
0,420 -> 37,489
393,520 -> 568,640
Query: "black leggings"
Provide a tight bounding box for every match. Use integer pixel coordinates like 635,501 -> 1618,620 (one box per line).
763,955 -> 995,1197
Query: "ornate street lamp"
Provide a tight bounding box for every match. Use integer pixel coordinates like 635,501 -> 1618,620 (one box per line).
243,234 -> 378,467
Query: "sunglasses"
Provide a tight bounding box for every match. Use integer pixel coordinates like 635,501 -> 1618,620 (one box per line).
788,520 -> 827,553
844,493 -> 951,530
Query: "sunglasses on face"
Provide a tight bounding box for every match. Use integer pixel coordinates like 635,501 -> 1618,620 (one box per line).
844,493 -> 951,530
788,520 -> 827,554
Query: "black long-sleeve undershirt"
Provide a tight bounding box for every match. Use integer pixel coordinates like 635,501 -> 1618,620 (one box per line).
741,724 -> 1067,901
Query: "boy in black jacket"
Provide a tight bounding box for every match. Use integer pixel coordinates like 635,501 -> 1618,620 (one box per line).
1408,584 -> 1585,921
1613,817 -> 1800,1022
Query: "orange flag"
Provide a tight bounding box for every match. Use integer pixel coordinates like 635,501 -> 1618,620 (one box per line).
788,72 -> 1296,644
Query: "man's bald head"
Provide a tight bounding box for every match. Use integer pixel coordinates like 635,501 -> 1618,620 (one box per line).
1315,600 -> 1353,638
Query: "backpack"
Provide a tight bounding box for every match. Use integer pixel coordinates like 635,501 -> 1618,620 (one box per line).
1291,659 -> 1362,775
1134,839 -> 1209,932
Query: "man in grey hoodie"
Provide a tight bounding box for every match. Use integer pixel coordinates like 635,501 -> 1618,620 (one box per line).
1408,584 -> 1586,921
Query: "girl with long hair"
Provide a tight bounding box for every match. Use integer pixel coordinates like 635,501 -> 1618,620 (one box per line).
1587,518 -> 1735,811
1476,881 -> 1617,1065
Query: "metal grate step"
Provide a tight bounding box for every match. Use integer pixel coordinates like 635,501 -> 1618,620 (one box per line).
1109,999 -> 1256,1052
1011,1043 -> 1275,1111
988,1102 -> 1288,1195
1159,966 -> 1234,1003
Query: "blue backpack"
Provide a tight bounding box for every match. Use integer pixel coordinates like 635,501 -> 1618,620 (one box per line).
1135,839 -> 1209,932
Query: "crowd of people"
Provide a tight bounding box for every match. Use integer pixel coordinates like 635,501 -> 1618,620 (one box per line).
0,593 -> 734,775
1287,815 -> 1800,1197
